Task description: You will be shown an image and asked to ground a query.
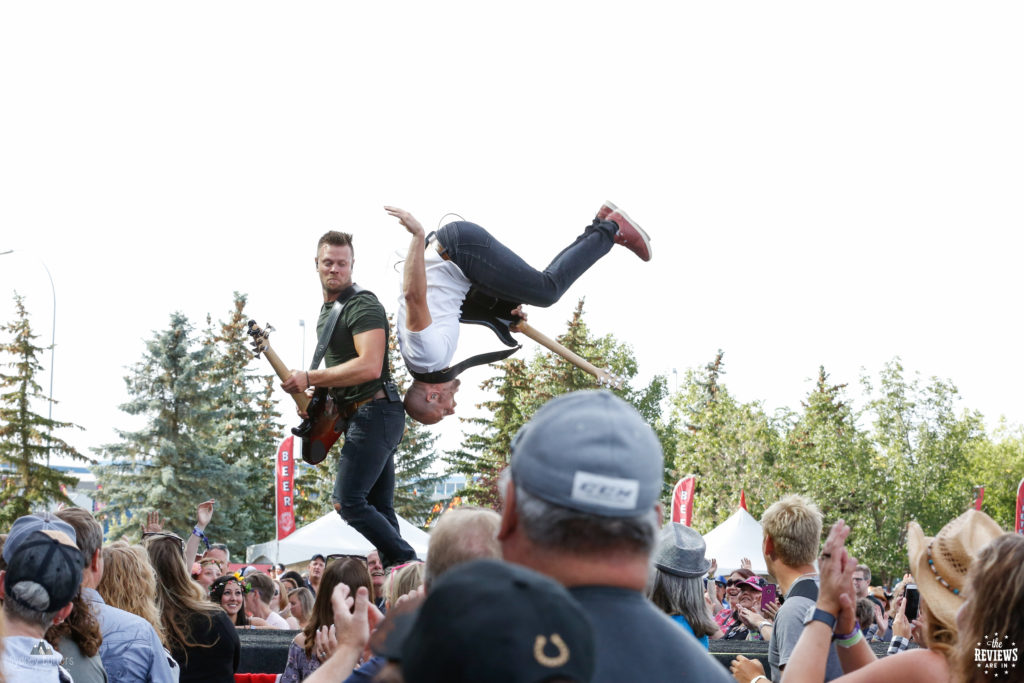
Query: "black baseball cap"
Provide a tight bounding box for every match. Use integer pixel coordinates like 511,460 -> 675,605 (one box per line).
4,529 -> 83,613
373,559 -> 595,683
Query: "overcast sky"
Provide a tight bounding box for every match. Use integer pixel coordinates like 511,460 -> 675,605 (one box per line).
2,2 -> 1022,468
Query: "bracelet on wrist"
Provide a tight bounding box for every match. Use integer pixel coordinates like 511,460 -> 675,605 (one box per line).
192,526 -> 211,551
305,371 -> 311,388
750,675 -> 769,683
836,629 -> 864,648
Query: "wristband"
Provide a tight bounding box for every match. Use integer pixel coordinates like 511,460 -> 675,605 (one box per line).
750,676 -> 769,683
192,526 -> 211,551
832,620 -> 861,643
305,371 -> 311,388
836,629 -> 864,648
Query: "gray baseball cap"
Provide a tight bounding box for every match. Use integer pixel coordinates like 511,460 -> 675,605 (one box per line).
3,512 -> 78,564
653,522 -> 711,578
509,390 -> 663,517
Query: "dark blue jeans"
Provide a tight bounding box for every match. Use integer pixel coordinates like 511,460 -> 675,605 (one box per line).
436,219 -> 616,307
332,398 -> 415,566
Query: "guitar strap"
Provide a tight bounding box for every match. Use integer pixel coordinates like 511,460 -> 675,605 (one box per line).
409,345 -> 521,384
309,284 -> 364,372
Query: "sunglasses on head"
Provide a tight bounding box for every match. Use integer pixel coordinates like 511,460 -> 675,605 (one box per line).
326,553 -> 367,564
143,531 -> 186,555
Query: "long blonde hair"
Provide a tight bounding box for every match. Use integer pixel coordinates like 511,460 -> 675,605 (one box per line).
953,534 -> 1024,683
98,542 -> 167,648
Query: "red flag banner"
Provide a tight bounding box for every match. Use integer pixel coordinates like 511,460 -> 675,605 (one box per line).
740,489 -> 748,511
1016,478 -> 1024,535
276,436 -> 297,540
671,475 -> 696,526
973,486 -> 985,511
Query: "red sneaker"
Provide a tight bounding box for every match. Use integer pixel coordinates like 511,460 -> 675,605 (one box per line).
596,200 -> 618,222
607,208 -> 652,261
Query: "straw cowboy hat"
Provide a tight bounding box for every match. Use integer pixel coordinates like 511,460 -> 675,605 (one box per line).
906,509 -> 1004,627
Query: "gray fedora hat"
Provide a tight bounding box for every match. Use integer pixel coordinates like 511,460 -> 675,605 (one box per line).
653,522 -> 711,578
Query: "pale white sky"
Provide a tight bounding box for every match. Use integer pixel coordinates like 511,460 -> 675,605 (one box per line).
2,2 -> 1022,466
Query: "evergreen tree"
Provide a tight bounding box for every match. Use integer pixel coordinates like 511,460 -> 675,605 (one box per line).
93,313 -> 248,548
204,292 -> 284,550
0,293 -> 90,527
667,351 -> 785,532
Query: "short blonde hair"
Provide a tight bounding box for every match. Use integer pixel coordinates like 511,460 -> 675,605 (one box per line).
760,495 -> 823,567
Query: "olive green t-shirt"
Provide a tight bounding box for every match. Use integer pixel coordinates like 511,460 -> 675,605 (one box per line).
317,291 -> 391,404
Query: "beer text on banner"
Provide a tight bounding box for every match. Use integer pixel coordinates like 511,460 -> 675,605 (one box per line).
1016,478 -> 1024,535
671,475 -> 696,526
276,435 -> 297,540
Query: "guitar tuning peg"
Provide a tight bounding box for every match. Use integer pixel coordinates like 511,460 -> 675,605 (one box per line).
265,323 -> 275,334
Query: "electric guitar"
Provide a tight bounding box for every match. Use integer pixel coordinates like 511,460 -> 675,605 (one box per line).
246,320 -> 344,465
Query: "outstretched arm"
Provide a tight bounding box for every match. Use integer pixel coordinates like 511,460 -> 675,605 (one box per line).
386,206 -> 432,332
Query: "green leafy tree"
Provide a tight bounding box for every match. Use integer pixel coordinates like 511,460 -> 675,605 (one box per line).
667,351 -> 785,532
964,420 -> 1023,531
94,313 -> 248,549
858,359 -> 983,580
203,292 -> 284,550
0,293 -> 90,527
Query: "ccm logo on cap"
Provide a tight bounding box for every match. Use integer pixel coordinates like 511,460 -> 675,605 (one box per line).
571,471 -> 639,509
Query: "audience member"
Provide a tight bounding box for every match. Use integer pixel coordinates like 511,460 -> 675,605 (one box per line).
288,588 -> 314,631
307,555 -> 326,596
366,550 -> 386,610
730,494 -> 842,683
58,507 -> 177,683
647,522 -> 722,648
146,532 -> 239,683
852,563 -> 888,640
781,509 -> 1006,683
209,575 -> 251,628
497,390 -> 732,683
422,507 -> 501,590
1,518 -> 83,682
281,571 -> 305,595
96,543 -> 169,653
203,544 -> 230,576
45,590 -> 106,683
369,559 -> 596,683
282,558 -> 372,682
383,563 -> 424,610
246,572 -> 290,629
194,559 -> 220,592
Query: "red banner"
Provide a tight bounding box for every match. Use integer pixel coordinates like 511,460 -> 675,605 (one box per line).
973,486 -> 985,511
276,436 -> 297,540
671,475 -> 695,526
1016,478 -> 1024,535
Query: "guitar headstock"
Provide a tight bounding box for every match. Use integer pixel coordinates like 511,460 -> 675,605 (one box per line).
246,319 -> 274,358
595,367 -> 625,390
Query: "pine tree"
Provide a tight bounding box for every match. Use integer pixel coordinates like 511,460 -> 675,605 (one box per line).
93,312 -> 249,548
668,351 -> 784,532
204,293 -> 284,550
0,293 -> 90,527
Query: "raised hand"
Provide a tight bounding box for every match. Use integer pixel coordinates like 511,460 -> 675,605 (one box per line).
384,206 -> 425,237
730,655 -> 766,683
817,519 -> 854,616
740,557 -> 752,571
141,511 -> 163,534
196,500 -> 215,528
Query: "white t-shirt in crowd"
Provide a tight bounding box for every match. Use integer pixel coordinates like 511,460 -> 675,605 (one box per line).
397,246 -> 472,373
264,611 -> 290,630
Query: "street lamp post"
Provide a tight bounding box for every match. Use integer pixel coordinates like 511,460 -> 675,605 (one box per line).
1,250 -> 57,466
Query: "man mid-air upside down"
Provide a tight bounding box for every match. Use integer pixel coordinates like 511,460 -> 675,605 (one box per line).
386,201 -> 652,425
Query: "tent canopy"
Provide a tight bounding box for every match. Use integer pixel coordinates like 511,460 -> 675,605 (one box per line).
246,511 -> 430,566
701,507 -> 769,576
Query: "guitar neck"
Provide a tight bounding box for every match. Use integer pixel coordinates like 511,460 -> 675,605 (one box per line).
513,320 -> 620,388
263,345 -> 311,411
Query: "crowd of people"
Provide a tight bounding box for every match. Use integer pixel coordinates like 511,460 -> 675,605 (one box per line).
1,390 -> 1022,682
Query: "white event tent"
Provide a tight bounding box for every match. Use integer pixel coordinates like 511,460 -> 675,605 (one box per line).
701,507 -> 769,576
246,511 -> 430,566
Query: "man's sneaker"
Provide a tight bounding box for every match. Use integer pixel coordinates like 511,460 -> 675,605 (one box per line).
596,200 -> 619,222
607,208 -> 652,261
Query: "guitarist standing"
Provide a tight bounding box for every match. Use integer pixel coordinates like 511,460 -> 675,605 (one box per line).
281,231 -> 416,568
